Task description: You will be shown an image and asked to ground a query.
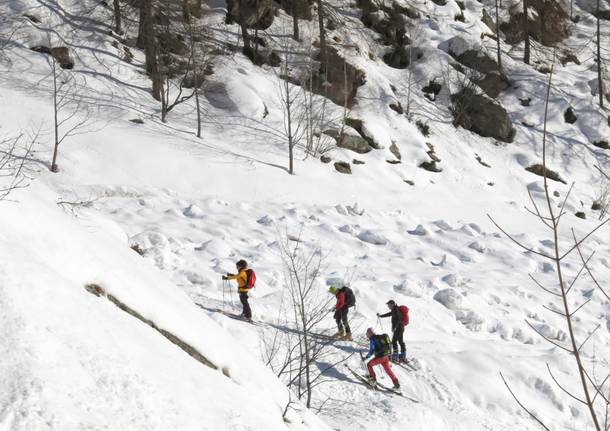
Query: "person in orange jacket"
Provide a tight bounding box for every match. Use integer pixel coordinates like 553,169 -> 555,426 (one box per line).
222,259 -> 253,321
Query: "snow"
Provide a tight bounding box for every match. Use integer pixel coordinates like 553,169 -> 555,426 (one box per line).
1,0 -> 610,430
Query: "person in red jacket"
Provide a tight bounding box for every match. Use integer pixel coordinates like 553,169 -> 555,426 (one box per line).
377,299 -> 407,363
329,285 -> 352,340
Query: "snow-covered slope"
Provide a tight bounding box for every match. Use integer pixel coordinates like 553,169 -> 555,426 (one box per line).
1,0 -> 609,430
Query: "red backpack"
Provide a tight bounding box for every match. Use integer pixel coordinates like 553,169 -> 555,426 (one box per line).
245,269 -> 256,289
399,305 -> 409,326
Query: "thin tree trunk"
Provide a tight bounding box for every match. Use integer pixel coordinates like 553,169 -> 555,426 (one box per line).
286,77 -> 294,175
293,13 -> 300,41
316,0 -> 326,67
195,86 -> 202,138
541,65 -> 602,431
597,0 -> 604,109
237,0 -> 251,50
113,0 -> 122,34
51,58 -> 59,173
523,0 -> 530,64
495,0 -> 502,71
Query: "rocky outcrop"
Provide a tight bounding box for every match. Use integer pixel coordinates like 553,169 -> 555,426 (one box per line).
334,161 -> 352,174
383,46 -> 423,69
445,36 -> 510,98
451,89 -> 515,142
279,0 -> 313,20
30,46 -> 75,69
226,0 -> 275,30
311,47 -> 366,108
501,0 -> 570,46
525,164 -> 566,183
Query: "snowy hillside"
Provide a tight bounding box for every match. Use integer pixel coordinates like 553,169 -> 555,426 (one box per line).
1,0 -> 610,430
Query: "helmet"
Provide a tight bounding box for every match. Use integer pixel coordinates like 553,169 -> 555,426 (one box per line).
236,259 -> 247,270
366,327 -> 375,338
328,285 -> 338,295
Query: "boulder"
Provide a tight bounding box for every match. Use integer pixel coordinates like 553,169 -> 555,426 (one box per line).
501,0 -> 570,46
226,0 -> 275,30
337,133 -> 372,154
564,107 -> 577,124
51,47 -> 75,70
475,71 -> 511,98
525,164 -> 566,183
334,161 -> 352,174
279,0 -> 313,20
158,32 -> 188,56
451,89 -> 515,142
383,46 -> 422,69
311,47 -> 366,108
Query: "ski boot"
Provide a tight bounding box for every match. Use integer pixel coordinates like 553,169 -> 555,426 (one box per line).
333,330 -> 345,339
342,332 -> 353,341
367,376 -> 377,387
391,352 -> 399,363
398,351 -> 407,363
393,380 -> 401,390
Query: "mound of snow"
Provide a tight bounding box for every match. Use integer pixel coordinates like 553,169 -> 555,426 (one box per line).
433,288 -> 470,311
357,230 -> 388,245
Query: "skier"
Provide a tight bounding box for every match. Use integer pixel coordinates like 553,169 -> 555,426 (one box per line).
364,327 -> 400,389
328,285 -> 355,341
222,259 -> 255,321
377,299 -> 409,363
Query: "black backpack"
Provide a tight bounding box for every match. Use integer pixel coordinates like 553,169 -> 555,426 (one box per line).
343,286 -> 356,307
373,334 -> 392,357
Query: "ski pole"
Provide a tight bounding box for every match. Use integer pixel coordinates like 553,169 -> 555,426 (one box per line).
222,278 -> 226,312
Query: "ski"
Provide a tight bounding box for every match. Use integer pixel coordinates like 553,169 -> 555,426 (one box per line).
392,359 -> 417,372
206,307 -> 260,326
344,365 -> 378,390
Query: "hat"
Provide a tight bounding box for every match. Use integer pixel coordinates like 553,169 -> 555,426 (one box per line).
328,285 -> 338,295
236,259 -> 247,269
386,299 -> 396,306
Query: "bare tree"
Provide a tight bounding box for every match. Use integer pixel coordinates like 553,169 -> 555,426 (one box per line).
270,231 -> 347,409
49,56 -> 92,172
0,133 -> 35,201
316,0 -> 327,66
495,0 -> 503,71
112,0 -> 122,34
596,0 -> 604,109
523,0 -> 530,65
490,61 -> 610,431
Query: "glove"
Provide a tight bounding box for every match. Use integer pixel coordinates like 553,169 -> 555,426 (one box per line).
329,308 -> 335,313
222,275 -> 228,280
376,313 -> 380,317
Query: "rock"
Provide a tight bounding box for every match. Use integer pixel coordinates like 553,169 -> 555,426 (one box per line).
408,224 -> 429,235
419,160 -> 442,172
520,97 -> 531,106
564,107 -> 577,124
226,0 -> 275,29
389,142 -> 402,160
334,161 -> 352,174
345,118 -> 380,149
31,46 -> 75,69
451,89 -> 515,143
475,71 -> 510,98
311,47 -> 366,108
560,50 -> 580,65
353,159 -> 365,165
279,0 -> 313,20
501,0 -> 570,46
337,133 -> 372,154
129,118 -> 144,124
158,32 -> 188,56
383,46 -> 422,69
575,211 -> 586,219
389,101 -> 404,114
525,164 -> 567,184
257,215 -> 274,225
422,80 -> 442,96
320,155 -> 332,163
386,159 -> 401,164
593,140 -> 610,150
404,179 -> 415,185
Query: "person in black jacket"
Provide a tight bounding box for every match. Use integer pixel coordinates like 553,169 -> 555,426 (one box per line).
377,300 -> 406,363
